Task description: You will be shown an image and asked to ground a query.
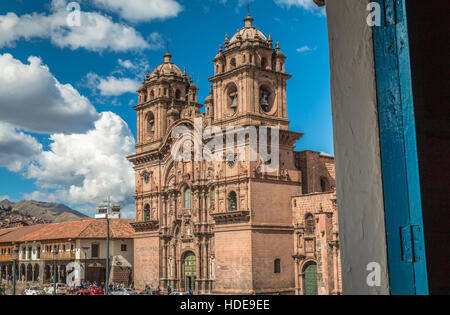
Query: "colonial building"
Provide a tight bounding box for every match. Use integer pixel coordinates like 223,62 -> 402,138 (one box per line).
0,218 -> 134,287
128,14 -> 341,294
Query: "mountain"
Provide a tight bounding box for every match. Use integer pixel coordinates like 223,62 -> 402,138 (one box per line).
0,199 -> 87,223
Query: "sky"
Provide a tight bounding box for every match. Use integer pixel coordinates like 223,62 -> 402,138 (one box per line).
0,0 -> 332,218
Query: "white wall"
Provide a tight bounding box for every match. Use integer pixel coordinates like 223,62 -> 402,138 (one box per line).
76,239 -> 134,265
325,0 -> 389,294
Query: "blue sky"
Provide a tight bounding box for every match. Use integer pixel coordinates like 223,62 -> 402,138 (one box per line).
0,0 -> 332,217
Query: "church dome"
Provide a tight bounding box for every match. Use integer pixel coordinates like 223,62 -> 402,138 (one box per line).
229,14 -> 268,44
150,51 -> 183,79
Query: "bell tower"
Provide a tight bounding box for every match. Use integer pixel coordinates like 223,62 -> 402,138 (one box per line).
209,14 -> 291,129
134,50 -> 200,155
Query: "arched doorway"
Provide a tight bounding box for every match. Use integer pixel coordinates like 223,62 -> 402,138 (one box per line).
303,261 -> 318,295
44,265 -> 51,282
182,251 -> 196,292
34,264 -> 40,282
20,264 -> 25,281
26,264 -> 32,281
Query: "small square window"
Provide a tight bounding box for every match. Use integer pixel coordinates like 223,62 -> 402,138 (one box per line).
121,244 -> 127,252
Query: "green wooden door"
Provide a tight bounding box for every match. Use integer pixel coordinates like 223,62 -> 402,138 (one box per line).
183,252 -> 196,291
304,262 -> 318,295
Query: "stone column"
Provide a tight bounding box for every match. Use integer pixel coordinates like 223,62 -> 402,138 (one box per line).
196,245 -> 201,293
202,239 -> 208,293
294,257 -> 300,295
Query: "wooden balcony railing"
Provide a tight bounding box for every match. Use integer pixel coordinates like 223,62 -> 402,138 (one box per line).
41,251 -> 76,261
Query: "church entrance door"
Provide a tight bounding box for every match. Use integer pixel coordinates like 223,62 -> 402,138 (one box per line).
304,262 -> 318,295
182,251 -> 196,292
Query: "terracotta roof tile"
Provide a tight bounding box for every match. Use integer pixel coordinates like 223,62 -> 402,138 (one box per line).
78,219 -> 134,239
19,218 -> 95,242
0,224 -> 47,243
1,218 -> 135,242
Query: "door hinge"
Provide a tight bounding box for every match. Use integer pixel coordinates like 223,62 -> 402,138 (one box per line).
401,225 -> 425,263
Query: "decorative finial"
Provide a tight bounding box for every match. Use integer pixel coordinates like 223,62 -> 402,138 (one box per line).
219,45 -> 223,52
163,40 -> 172,62
276,42 -> 280,51
244,3 -> 254,28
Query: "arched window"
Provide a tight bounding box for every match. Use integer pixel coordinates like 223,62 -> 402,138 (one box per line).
150,90 -> 155,99
184,187 -> 191,209
305,214 -> 315,234
210,187 -> 215,203
274,259 -> 281,274
228,191 -> 237,211
175,89 -> 181,99
144,204 -> 150,221
320,177 -> 328,192
261,57 -> 268,70
259,86 -> 272,112
230,58 -> 236,68
227,84 -> 238,113
147,112 -> 155,136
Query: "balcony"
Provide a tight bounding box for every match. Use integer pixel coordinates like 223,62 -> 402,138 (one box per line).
41,251 -> 76,261
210,210 -> 250,224
0,254 -> 12,262
131,220 -> 159,232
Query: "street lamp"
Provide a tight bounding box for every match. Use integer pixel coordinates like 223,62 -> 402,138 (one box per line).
12,246 -> 18,295
96,198 -> 119,296
52,248 -> 58,295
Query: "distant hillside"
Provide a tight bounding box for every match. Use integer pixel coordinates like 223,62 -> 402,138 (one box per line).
0,200 -> 87,223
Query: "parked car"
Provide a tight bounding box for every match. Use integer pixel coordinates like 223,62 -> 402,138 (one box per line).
172,291 -> 187,295
87,286 -> 104,295
110,288 -> 137,295
56,283 -> 67,295
24,286 -> 43,295
71,289 -> 93,295
43,283 -> 67,295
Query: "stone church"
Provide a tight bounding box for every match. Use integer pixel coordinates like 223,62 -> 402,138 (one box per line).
128,14 -> 341,295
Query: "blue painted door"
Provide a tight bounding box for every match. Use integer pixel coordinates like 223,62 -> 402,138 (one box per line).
372,0 -> 428,295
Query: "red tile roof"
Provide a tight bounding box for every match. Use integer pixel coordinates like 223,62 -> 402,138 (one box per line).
0,219 -> 134,243
0,224 -> 47,243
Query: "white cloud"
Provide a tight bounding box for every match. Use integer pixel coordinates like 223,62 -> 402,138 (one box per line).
0,53 -> 99,134
118,59 -> 135,70
86,73 -> 140,96
0,122 -> 42,172
296,45 -> 315,54
146,32 -> 165,50
274,0 -> 325,15
0,0 -> 151,52
0,195 -> 10,201
25,111 -> 135,208
90,0 -> 183,23
117,57 -> 149,74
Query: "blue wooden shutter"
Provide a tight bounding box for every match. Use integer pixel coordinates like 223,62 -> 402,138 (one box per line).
372,0 -> 428,295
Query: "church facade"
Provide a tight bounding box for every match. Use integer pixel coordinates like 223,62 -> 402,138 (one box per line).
128,14 -> 341,295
